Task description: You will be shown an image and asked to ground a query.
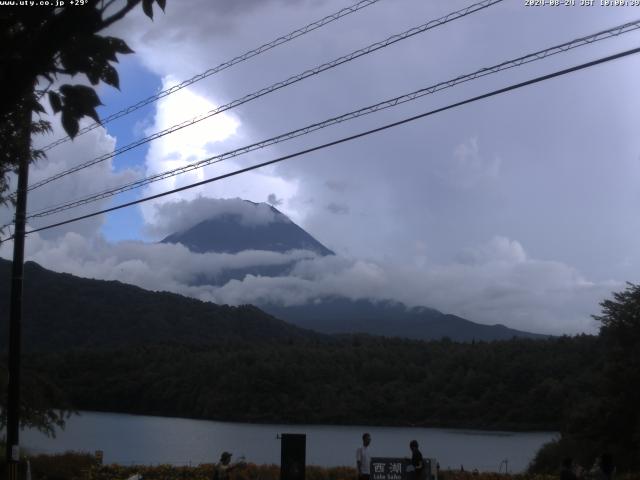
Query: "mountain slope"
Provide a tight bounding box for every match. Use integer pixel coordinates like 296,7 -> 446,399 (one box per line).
0,259 -> 318,352
161,201 -> 333,256
261,297 -> 549,341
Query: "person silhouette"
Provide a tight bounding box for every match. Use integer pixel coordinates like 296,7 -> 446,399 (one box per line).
408,440 -> 425,480
356,433 -> 372,480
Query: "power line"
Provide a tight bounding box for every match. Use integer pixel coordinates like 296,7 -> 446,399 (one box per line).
25,19 -> 640,219
2,45 -> 637,244
38,0 -> 384,152
23,0 -> 504,194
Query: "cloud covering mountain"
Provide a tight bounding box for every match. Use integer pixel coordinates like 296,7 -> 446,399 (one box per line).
1,197 -> 618,335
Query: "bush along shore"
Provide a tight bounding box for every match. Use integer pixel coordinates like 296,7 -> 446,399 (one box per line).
11,452 -> 640,480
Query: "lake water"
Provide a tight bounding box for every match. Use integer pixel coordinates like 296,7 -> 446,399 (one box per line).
21,411 -> 556,473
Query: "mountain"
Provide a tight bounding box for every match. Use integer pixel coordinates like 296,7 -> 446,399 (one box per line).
0,201 -> 548,348
159,200 -> 548,342
261,297 -> 549,341
161,201 -> 333,256
0,258 -> 319,353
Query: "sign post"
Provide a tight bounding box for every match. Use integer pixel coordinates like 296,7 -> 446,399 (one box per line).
371,457 -> 437,480
371,458 -> 408,480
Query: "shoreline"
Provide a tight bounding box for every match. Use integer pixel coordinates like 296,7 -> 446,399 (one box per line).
69,409 -> 560,435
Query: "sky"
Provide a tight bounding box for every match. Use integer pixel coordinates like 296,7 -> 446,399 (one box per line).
2,0 -> 640,335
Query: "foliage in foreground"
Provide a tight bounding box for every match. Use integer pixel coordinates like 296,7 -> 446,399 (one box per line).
12,454 -> 640,480
529,283 -> 640,473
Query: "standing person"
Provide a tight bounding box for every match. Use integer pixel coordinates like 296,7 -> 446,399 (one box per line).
356,433 -> 372,480
214,451 -> 236,480
408,440 -> 425,480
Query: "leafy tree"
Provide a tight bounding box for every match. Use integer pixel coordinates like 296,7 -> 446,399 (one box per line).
0,0 -> 166,435
530,284 -> 640,473
591,283 -> 640,470
0,0 -> 166,207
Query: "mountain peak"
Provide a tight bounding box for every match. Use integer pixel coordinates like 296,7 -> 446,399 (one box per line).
161,199 -> 333,256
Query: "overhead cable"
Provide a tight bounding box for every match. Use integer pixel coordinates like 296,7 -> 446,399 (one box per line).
2,45 -> 637,243
23,0 -> 504,194
38,0 -> 385,152
25,19 -> 640,219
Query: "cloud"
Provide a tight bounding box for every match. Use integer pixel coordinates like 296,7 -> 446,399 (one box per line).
326,202 -> 349,215
0,115 -> 140,240
267,193 -> 283,206
143,196 -> 287,238
212,236 -> 616,335
0,230 -> 318,293
438,137 -> 501,189
135,77 -> 300,231
107,0 -> 640,285
456,236 -> 526,265
0,229 -> 620,336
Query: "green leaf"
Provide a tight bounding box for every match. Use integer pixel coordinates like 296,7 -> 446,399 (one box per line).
59,49 -> 89,76
156,0 -> 166,10
86,66 -> 101,85
48,92 -> 62,113
32,101 -> 46,114
100,64 -> 120,89
58,84 -> 103,125
61,110 -> 79,138
93,35 -> 118,62
105,37 -> 134,55
84,107 -> 101,124
60,84 -> 102,109
142,0 -> 154,19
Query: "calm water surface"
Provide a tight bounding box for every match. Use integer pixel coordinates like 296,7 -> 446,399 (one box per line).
21,411 -> 556,472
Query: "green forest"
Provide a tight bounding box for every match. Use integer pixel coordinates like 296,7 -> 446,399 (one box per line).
13,324 -> 638,473
24,335 -> 596,430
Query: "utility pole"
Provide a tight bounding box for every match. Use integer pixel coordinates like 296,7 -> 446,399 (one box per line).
5,101 -> 31,480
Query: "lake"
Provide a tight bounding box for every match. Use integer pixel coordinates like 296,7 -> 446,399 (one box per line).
21,411 -> 556,473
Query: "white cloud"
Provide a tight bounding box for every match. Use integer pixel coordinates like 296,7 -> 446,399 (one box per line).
136,77 -> 300,231
0,228 -> 620,336
104,0 -> 640,284
267,193 -> 283,206
456,236 -> 526,265
439,137 -> 501,189
0,116 -> 140,240
144,196 -> 287,238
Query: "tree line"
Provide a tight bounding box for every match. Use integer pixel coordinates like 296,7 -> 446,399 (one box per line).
20,335 -> 597,431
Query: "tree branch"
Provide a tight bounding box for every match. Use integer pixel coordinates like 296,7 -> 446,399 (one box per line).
101,0 -> 119,14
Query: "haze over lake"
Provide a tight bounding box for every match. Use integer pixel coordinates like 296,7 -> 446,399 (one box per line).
22,412 -> 555,473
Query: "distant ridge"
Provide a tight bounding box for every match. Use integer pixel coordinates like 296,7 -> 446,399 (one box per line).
261,297 -> 550,342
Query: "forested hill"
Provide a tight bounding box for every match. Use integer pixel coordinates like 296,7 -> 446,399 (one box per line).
27,334 -> 600,431
0,259 -> 319,352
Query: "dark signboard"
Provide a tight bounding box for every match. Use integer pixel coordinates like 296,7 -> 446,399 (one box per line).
370,457 -> 408,480
370,457 -> 436,480
280,433 -> 306,480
